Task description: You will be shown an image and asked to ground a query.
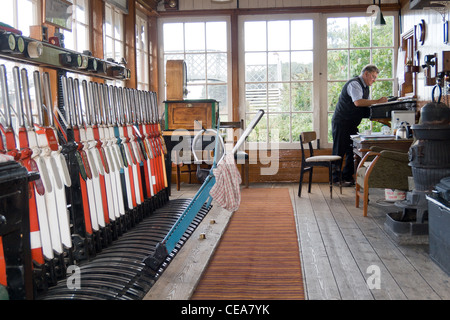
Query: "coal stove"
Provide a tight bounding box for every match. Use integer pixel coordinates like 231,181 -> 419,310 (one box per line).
384,87 -> 450,244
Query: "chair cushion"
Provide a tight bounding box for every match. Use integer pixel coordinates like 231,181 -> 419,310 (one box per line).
306,155 -> 341,162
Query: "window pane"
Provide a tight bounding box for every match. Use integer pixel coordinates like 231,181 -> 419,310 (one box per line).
268,52 -> 289,82
208,84 -> 227,111
206,22 -> 227,52
207,53 -> 227,83
164,23 -> 184,52
328,81 -> 345,112
372,80 -> 393,99
327,18 -> 348,49
76,0 -> 88,24
185,22 -> 205,52
269,113 -> 290,142
246,83 -> 267,113
114,11 -> 123,39
372,48 -> 393,78
268,20 -> 289,51
372,16 -> 394,47
186,84 -> 206,99
247,113 -> 267,142
349,49 -> 370,77
245,52 -> 267,82
245,21 -> 266,51
328,50 -> 348,80
292,113 -> 313,142
350,17 -> 370,48
105,6 -> 113,36
0,0 -> 14,27
291,51 -> 313,81
291,20 -> 313,50
186,53 -> 206,82
292,82 -> 312,112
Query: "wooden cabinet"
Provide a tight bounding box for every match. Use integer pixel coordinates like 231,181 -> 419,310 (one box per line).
164,99 -> 218,131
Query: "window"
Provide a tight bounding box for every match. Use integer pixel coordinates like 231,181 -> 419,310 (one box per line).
240,16 -> 315,145
326,14 -> 396,141
136,10 -> 149,91
0,0 -> 38,38
159,17 -> 231,120
104,2 -> 125,86
63,0 -> 89,52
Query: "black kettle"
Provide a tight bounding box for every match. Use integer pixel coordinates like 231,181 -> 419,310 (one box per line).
420,85 -> 450,125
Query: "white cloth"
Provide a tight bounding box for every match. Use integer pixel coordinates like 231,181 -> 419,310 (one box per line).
209,153 -> 242,212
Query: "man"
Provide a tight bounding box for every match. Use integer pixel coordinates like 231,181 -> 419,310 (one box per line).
331,64 -> 388,186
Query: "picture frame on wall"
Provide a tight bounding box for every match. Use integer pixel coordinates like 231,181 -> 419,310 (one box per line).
43,0 -> 73,31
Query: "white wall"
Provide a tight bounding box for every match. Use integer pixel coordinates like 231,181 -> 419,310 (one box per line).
400,2 -> 450,103
162,0 -> 398,11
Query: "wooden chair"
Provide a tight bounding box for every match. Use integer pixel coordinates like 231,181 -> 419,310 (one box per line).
221,120 -> 249,188
355,146 -> 411,217
172,150 -> 196,191
298,131 -> 342,198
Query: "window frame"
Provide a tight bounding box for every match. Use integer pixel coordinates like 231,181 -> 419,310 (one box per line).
157,15 -> 232,121
322,11 -> 399,147
104,2 -> 125,87
136,9 -> 150,91
238,13 -> 320,150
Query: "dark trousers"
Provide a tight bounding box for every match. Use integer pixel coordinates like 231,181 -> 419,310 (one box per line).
332,119 -> 358,182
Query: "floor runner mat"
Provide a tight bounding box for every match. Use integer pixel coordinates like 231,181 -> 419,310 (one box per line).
191,188 -> 304,300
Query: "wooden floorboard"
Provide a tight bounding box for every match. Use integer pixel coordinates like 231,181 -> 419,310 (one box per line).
145,181 -> 450,300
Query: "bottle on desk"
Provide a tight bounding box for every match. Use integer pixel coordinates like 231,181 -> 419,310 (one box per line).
392,118 -> 400,135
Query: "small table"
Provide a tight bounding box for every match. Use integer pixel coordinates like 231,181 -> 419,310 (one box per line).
351,136 -> 413,175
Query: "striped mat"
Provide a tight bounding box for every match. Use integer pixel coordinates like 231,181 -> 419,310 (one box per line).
191,188 -> 304,300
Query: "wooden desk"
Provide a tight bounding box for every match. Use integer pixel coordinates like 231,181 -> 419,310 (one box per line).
351,136 -> 413,175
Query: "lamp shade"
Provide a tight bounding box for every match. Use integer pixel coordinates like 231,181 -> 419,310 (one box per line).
374,10 -> 386,26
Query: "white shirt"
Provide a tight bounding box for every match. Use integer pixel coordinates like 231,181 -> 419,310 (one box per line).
347,75 -> 368,102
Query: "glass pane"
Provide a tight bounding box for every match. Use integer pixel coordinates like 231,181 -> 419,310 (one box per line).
206,21 -> 227,52
247,113 -> 267,142
328,50 -> 348,80
76,0 -> 88,24
208,84 -> 227,110
372,80 -> 393,99
207,53 -> 227,83
163,23 -> 184,52
327,17 -> 348,49
350,17 -> 370,48
372,48 -> 394,78
114,39 -> 123,60
268,20 -> 289,51
349,49 -> 370,77
18,0 -> 34,37
245,83 -> 267,113
185,22 -> 205,52
268,83 -> 283,112
291,51 -> 313,81
328,81 -> 345,112
269,113 -> 290,142
114,11 -> 123,40
104,6 -> 113,37
104,37 -> 113,59
0,0 -> 13,27
64,31 -> 74,50
77,24 -> 88,51
372,16 -> 394,47
292,113 -> 313,142
292,82 -> 312,112
186,84 -> 206,99
245,52 -> 267,82
327,113 -> 333,142
291,20 -> 313,50
268,52 -> 289,82
245,21 -> 266,51
186,53 -> 206,82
